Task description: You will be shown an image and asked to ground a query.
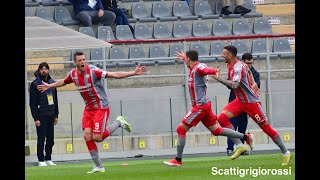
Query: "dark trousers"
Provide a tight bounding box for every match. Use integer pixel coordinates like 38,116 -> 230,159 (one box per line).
111,8 -> 130,26
227,113 -> 248,151
36,115 -> 55,161
76,10 -> 116,27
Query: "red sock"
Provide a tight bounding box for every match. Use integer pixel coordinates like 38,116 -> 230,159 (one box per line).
260,124 -> 279,140
102,129 -> 110,141
86,140 -> 97,152
211,127 -> 224,136
176,125 -> 187,138
218,113 -> 233,128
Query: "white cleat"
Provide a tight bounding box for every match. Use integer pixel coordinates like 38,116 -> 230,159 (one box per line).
87,167 -> 105,174
45,160 -> 56,166
116,116 -> 132,133
38,161 -> 47,166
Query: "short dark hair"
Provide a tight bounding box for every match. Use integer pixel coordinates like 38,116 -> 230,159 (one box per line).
38,62 -> 49,71
186,50 -> 198,61
242,53 -> 253,61
224,45 -> 237,57
74,51 -> 85,61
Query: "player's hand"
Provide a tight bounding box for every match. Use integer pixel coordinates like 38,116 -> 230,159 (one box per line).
175,50 -> 187,62
211,64 -> 220,80
98,9 -> 104,17
54,118 -> 58,125
134,64 -> 147,75
37,81 -> 50,93
35,120 -> 41,127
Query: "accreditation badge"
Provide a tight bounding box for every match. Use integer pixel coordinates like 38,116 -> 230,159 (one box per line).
47,93 -> 54,105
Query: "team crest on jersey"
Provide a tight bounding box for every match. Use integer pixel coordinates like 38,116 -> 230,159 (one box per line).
85,74 -> 90,78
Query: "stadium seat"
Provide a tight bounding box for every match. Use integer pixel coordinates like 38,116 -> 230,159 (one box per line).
121,0 -> 139,2
232,19 -> 252,35
116,25 -> 134,40
272,38 -> 295,59
210,41 -> 225,61
212,19 -> 232,36
90,48 -> 106,67
192,21 -> 211,37
157,60 -> 176,65
40,0 -> 60,6
242,0 -> 263,18
194,0 -> 219,19
129,46 -> 146,59
25,0 -> 40,7
231,40 -> 250,59
134,24 -> 153,39
109,47 -> 127,59
172,1 -> 198,20
251,39 -> 278,60
149,45 -> 167,58
36,6 -> 60,24
79,27 -> 95,38
253,18 -> 272,34
25,7 -> 33,17
61,0 -> 72,5
152,1 -> 178,21
173,22 -> 192,38
131,2 -> 157,22
189,42 -> 209,56
54,6 -> 80,26
169,43 -> 183,57
153,23 -> 173,39
215,0 -> 241,18
97,26 -> 115,41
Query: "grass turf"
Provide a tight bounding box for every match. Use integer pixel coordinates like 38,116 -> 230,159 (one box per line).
26,152 -> 295,180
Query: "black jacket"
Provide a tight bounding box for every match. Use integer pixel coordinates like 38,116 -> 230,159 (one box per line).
228,66 -> 260,102
29,71 -> 59,121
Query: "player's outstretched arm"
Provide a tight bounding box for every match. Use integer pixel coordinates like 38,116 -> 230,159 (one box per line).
37,79 -> 66,93
210,65 -> 239,89
107,64 -> 147,79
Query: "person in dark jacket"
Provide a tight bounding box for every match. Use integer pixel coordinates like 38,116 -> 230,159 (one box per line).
68,0 -> 116,27
226,52 -> 260,156
29,62 -> 59,166
101,0 -> 134,33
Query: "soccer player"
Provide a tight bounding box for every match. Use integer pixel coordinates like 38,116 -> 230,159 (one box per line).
211,45 -> 291,165
37,52 -> 147,173
163,50 -> 253,167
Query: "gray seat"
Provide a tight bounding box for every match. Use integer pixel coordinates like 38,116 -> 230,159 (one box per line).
79,27 -> 95,38
36,6 -> 59,24
61,0 -> 71,5
116,25 -> 134,40
194,0 -> 219,19
215,0 -> 241,18
54,6 -> 80,26
131,2 -> 157,22
231,40 -> 250,59
172,1 -> 198,20
251,39 -> 278,60
152,2 -> 178,21
153,23 -> 173,39
169,43 -> 184,64
149,45 -> 167,58
189,42 -> 208,56
97,26 -> 115,41
25,0 -> 40,7
232,19 -> 251,35
40,0 -> 60,6
273,38 -> 295,59
109,47 -> 127,60
210,41 -> 225,61
253,18 -> 272,34
242,0 -> 263,18
134,24 -> 153,39
212,19 -> 232,36
90,48 -> 115,67
129,46 -> 145,59
25,7 -> 33,17
192,21 -> 211,37
173,22 -> 192,38
121,0 -> 139,2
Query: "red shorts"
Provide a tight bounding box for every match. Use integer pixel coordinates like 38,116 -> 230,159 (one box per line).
82,108 -> 110,134
223,99 -> 268,125
182,102 -> 217,128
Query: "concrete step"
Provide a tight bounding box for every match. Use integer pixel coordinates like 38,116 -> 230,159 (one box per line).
272,24 -> 295,34
256,3 -> 295,16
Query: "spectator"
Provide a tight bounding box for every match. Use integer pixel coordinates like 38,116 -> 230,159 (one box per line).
221,0 -> 251,15
101,0 -> 134,33
226,52 -> 260,156
68,0 -> 116,27
29,62 -> 59,166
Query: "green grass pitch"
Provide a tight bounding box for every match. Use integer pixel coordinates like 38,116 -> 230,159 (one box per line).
26,152 -> 295,180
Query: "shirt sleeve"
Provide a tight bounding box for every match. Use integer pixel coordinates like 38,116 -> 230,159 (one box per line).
63,73 -> 73,84
196,64 -> 216,76
232,64 -> 243,83
93,69 -> 108,79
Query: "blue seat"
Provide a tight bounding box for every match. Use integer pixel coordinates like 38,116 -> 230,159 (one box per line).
152,1 -> 178,21
194,0 -> 219,19
131,2 -> 157,22
149,45 -> 167,58
232,19 -> 252,35
172,1 -> 198,20
272,38 -> 295,59
129,46 -> 146,59
251,39 -> 278,60
215,0 -> 241,18
212,19 -> 232,36
242,0 -> 263,18
54,6 -> 80,26
153,23 -> 173,39
116,25 -> 134,40
253,18 -> 272,34
79,27 -> 95,38
173,22 -> 192,38
192,21 -> 211,37
169,43 -> 183,57
189,42 -> 208,56
109,47 -> 127,59
97,26 -> 115,41
231,40 -> 250,59
134,24 -> 153,39
210,41 -> 225,61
